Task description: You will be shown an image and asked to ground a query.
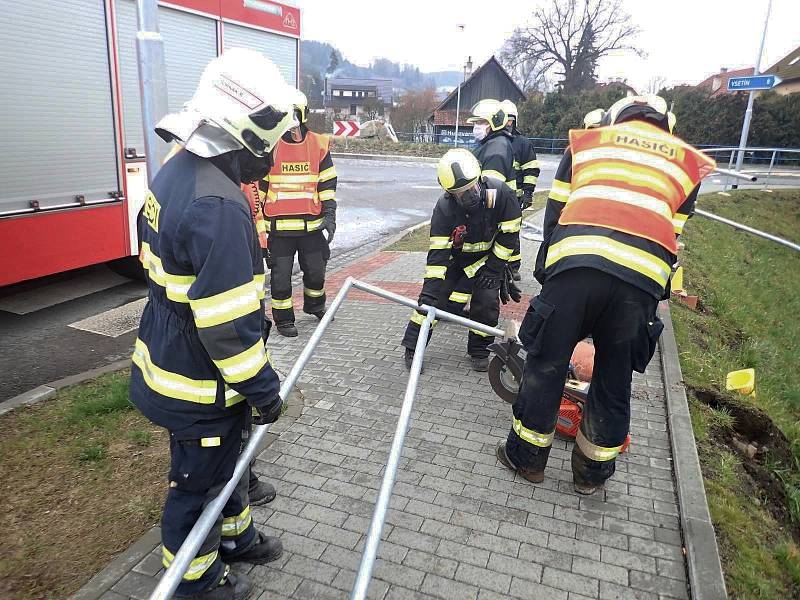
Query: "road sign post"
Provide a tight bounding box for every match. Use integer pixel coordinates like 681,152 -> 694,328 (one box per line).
732,0 -> 773,188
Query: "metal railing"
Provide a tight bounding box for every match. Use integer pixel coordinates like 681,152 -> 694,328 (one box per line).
149,277 -> 508,600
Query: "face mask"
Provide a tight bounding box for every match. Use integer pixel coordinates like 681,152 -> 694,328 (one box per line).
473,124 -> 489,141
455,184 -> 482,213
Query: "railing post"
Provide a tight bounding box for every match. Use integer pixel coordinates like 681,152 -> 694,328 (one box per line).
763,150 -> 777,190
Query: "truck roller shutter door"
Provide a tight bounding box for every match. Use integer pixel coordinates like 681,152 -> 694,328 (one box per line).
223,23 -> 297,87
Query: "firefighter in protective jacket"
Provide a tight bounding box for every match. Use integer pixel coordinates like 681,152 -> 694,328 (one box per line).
496,95 -> 715,495
401,149 -> 522,372
130,49 -> 298,600
501,99 -> 540,280
258,90 -> 337,337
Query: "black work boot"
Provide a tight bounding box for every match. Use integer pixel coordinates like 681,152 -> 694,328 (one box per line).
309,309 -> 333,322
404,348 -> 424,373
573,478 -> 604,496
224,531 -> 283,565
176,571 -> 250,600
248,477 -> 276,506
276,322 -> 298,337
496,443 -> 545,484
471,356 -> 489,372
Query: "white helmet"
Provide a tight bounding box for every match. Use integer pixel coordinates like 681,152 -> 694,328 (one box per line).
467,99 -> 507,132
156,48 -> 298,158
437,149 -> 481,193
500,100 -> 518,122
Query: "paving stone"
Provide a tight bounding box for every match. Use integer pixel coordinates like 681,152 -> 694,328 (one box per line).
420,518 -> 470,543
598,581 -> 658,599
402,549 -> 458,579
436,539 -> 490,568
420,573 -> 479,600
449,510 -> 500,534
309,522 -> 361,550
542,566 -> 599,597
572,556 -> 628,585
454,562 -> 512,594
486,551 -> 544,583
509,577 -> 569,600
467,530 -> 521,557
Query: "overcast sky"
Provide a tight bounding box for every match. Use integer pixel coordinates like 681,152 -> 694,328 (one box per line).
292,0 -> 798,91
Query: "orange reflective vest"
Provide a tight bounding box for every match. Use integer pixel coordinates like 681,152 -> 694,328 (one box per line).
242,182 -> 268,250
562,122 -> 715,253
264,132 -> 329,218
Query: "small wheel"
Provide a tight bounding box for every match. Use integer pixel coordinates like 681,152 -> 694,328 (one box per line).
488,355 -> 520,404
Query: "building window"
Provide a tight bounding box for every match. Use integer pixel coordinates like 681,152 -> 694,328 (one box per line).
368,91 -> 376,97
342,90 -> 352,97
350,104 -> 357,116
333,90 -> 341,97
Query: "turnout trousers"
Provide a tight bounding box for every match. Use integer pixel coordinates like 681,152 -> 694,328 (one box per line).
505,268 -> 662,486
401,265 -> 501,359
269,231 -> 329,325
161,409 -> 258,596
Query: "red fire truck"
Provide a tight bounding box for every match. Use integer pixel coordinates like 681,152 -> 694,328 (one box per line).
0,0 -> 301,286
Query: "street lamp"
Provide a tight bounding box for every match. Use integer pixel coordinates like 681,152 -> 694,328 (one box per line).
453,24 -> 465,147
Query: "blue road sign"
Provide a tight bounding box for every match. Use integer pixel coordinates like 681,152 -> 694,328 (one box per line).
727,74 -> 782,91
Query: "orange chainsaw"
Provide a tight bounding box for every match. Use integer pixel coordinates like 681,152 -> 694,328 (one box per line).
487,337 -> 631,452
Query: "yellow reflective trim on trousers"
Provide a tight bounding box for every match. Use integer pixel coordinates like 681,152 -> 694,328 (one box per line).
318,189 -> 336,201
523,175 -> 538,185
304,287 -> 325,298
190,280 -> 261,329
575,430 -> 622,462
507,179 -> 517,190
521,159 -> 540,170
448,291 -> 471,303
133,338 -> 218,403
274,219 -> 307,231
221,505 -> 252,537
318,166 -> 337,182
213,340 -> 269,384
512,418 -> 554,448
140,242 -> 195,303
429,236 -> 453,250
673,213 -> 689,234
545,236 -> 670,287
469,328 -> 491,337
162,545 -> 218,581
549,179 -> 571,203
482,169 -> 505,182
492,242 -> 514,260
499,217 -> 522,233
410,310 -> 426,325
464,256 -> 488,278
513,160 -> 520,170
424,265 -> 447,279
509,254 -> 522,262
307,218 -> 325,231
200,436 -> 221,447
271,297 -> 293,310
462,241 -> 492,252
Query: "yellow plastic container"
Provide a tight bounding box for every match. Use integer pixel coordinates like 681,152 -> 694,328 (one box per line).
726,368 -> 756,396
671,266 -> 684,294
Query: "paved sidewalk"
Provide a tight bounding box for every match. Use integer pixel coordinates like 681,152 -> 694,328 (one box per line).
77,231 -> 690,600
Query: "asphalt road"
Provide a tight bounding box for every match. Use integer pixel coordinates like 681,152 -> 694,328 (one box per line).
0,153 -> 791,402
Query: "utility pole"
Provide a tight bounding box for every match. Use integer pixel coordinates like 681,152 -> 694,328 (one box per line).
136,0 -> 170,184
733,0 -> 772,185
453,24 -> 465,147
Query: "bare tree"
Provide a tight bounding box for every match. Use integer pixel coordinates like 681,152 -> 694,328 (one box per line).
646,76 -> 667,95
502,0 -> 643,93
499,52 -> 550,93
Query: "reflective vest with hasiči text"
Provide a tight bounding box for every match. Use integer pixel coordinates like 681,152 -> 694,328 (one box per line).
264,132 -> 329,218
562,122 -> 716,253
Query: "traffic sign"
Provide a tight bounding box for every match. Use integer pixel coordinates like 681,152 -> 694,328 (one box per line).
727,74 -> 782,92
333,120 -> 360,137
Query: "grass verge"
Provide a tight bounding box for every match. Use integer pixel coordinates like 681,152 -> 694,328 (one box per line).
0,371 -> 168,600
384,191 -> 549,252
330,137 -> 450,158
671,189 -> 800,598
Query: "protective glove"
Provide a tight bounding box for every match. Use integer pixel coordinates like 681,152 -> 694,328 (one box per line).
322,203 -> 336,244
252,393 -> 283,425
473,271 -> 502,290
521,191 -> 533,210
503,265 -> 522,303
417,292 -> 436,309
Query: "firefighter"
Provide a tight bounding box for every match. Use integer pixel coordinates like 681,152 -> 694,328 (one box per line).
260,90 -> 337,337
401,149 -> 522,372
131,49 -> 298,599
501,99 -> 540,281
496,95 -> 715,495
468,99 -> 516,192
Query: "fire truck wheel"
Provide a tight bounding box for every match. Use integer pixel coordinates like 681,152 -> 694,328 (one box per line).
107,256 -> 145,281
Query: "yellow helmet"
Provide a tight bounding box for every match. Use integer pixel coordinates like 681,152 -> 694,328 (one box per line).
437,149 -> 481,193
467,99 -> 507,132
292,89 -> 308,124
602,94 -> 676,133
583,108 -> 605,129
500,99 -> 518,124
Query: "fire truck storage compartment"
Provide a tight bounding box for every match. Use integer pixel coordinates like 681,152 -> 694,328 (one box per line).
0,0 -> 126,285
